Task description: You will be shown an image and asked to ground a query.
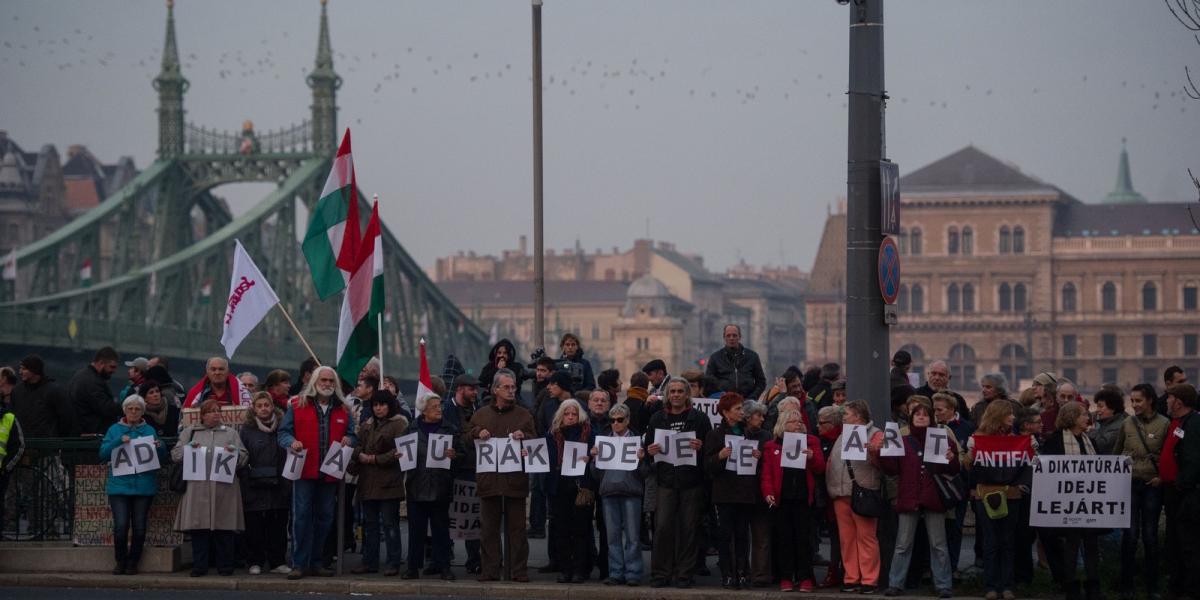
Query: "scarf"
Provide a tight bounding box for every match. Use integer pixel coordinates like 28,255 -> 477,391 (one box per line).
626,387 -> 649,402
553,422 -> 591,469
256,414 -> 278,433
1061,429 -> 1095,455
184,374 -> 245,408
820,424 -> 843,443
144,401 -> 168,427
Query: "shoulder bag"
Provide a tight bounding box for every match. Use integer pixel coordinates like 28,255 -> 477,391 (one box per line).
847,461 -> 885,518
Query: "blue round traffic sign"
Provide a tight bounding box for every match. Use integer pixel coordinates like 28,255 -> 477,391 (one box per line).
878,237 -> 901,304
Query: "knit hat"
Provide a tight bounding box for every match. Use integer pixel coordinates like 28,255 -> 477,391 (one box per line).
548,370 -> 573,392
20,355 -> 44,377
453,373 -> 480,388
1033,372 -> 1058,387
891,350 -> 912,368
144,365 -> 172,387
641,359 -> 667,374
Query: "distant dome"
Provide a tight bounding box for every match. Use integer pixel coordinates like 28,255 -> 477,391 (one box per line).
0,152 -> 22,187
627,275 -> 670,299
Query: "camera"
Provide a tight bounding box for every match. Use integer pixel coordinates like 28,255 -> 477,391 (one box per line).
556,359 -> 585,388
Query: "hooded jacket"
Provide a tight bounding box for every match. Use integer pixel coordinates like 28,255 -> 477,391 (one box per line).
560,348 -> 596,391
68,365 -> 122,435
478,339 -> 527,393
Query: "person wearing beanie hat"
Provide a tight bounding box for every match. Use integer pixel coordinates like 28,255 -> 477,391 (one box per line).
11,354 -> 78,438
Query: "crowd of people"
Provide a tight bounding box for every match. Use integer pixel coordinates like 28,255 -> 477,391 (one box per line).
1,327 -> 1198,600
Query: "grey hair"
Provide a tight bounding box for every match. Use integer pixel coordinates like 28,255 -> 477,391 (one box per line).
777,396 -> 802,413
980,372 -> 1010,398
608,403 -> 631,420
416,393 -> 442,414
238,371 -> 258,384
818,405 -> 843,426
296,365 -> 345,408
492,368 -> 517,390
122,394 -> 146,410
743,400 -> 767,418
206,356 -> 228,369
551,399 -> 584,433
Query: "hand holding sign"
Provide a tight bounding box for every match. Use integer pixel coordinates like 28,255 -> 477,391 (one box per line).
319,441 -> 353,480
881,422 -> 905,457
183,445 -> 208,481
496,437 -> 524,473
426,433 -> 454,470
394,433 -> 419,471
131,437 -> 161,473
210,446 -> 238,483
283,449 -> 306,481
780,432 -> 808,469
594,436 -> 640,471
561,441 -> 589,477
841,425 -> 870,461
522,438 -> 550,473
923,427 -> 951,464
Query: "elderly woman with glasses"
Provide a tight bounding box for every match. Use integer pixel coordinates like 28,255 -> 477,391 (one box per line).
100,394 -> 168,575
589,402 -> 649,586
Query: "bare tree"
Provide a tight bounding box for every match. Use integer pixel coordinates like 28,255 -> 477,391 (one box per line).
1166,2 -> 1200,227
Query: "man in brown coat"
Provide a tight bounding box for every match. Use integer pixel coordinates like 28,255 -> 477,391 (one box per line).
463,368 -> 536,582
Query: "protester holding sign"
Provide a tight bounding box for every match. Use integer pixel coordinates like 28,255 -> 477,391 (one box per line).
1038,401 -> 1101,600
277,366 -> 356,580
588,403 -> 649,586
643,376 -> 712,589
172,399 -> 248,577
879,403 -> 958,598
702,393 -> 761,590
544,399 -> 596,583
351,390 -> 410,576
815,404 -> 845,589
239,392 -> 290,576
463,368 -> 536,582
965,400 -> 1032,600
760,409 -> 825,592
403,392 -> 461,581
99,395 -> 168,575
825,400 -> 884,594
1113,383 -> 1169,600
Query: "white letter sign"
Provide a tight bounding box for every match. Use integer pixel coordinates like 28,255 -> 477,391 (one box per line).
319,441 -> 352,479
780,432 -> 808,469
283,449 -> 306,481
841,425 -> 869,461
923,427 -> 951,464
183,445 -> 208,481
426,433 -> 453,470
209,446 -> 238,484
522,438 -> 550,473
561,441 -> 588,477
394,433 -> 419,471
881,422 -> 905,457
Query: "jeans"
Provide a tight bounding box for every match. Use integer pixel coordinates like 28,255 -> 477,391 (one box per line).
889,510 -> 952,592
408,500 -> 451,573
773,498 -> 813,583
651,485 -> 704,584
243,508 -> 289,569
109,494 -> 153,567
291,479 -> 336,570
716,503 -> 752,579
191,529 -> 235,573
1120,480 -> 1162,593
602,495 -> 643,582
361,499 -> 401,570
976,498 -> 1019,594
945,499 -> 967,571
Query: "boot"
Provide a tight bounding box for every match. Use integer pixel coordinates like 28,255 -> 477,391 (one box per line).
819,564 -> 843,588
1085,580 -> 1103,600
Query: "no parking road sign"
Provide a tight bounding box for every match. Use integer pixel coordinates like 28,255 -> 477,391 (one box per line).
878,237 -> 900,304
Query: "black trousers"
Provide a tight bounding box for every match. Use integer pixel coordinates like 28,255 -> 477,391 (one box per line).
191,529 -> 236,573
550,491 -> 594,577
651,485 -> 704,584
773,498 -> 813,583
594,498 -> 608,578
243,508 -> 289,570
716,503 -> 752,579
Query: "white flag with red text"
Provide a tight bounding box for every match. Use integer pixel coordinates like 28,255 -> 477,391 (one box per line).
221,240 -> 280,359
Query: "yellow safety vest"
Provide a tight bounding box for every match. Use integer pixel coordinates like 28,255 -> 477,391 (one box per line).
0,412 -> 13,458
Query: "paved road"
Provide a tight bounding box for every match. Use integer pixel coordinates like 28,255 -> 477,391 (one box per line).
3,589 -> 470,600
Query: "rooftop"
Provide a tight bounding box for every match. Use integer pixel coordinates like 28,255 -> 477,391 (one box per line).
900,145 -> 1057,195
438,280 -> 631,307
1053,202 -> 1198,237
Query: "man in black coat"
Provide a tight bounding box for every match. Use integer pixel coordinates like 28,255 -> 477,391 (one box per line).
704,325 -> 766,400
68,346 -> 122,435
11,355 -> 77,438
915,360 -> 971,423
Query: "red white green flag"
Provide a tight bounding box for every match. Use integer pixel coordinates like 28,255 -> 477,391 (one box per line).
80,259 -> 92,288
335,201 -> 384,384
416,338 -> 435,408
303,129 -> 362,300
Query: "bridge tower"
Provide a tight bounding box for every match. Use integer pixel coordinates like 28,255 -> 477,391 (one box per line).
154,0 -> 188,159
308,0 -> 341,155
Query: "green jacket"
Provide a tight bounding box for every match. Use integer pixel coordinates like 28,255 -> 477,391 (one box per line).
1112,412 -> 1170,482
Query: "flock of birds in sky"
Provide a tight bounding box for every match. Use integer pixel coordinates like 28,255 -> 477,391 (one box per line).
2,11 -> 1196,129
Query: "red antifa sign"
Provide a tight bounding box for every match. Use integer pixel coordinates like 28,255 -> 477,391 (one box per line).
971,434 -> 1034,485
224,276 -> 257,325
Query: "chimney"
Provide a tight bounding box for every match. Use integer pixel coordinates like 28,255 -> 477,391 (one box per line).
518,235 -> 527,255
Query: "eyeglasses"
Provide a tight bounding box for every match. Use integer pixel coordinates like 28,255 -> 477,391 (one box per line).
497,384 -> 517,390
612,417 -> 626,423
817,420 -> 832,425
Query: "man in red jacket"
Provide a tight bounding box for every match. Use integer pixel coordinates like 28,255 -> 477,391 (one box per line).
278,366 -> 356,580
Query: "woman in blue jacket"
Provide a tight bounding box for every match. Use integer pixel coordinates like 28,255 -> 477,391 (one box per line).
99,394 -> 168,575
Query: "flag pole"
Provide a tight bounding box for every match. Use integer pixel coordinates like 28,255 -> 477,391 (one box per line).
378,312 -> 385,379
276,303 -> 320,365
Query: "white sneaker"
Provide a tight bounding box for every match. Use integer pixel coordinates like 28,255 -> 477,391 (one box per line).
272,565 -> 292,575
249,565 -> 262,575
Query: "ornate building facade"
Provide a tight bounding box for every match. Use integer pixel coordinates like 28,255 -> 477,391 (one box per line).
806,144 -> 1200,393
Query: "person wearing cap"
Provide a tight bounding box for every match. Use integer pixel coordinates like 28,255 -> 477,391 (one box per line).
118,357 -> 150,407
830,380 -> 848,406
889,350 -> 913,391
1160,383 -> 1200,597
916,361 -> 970,423
140,380 -> 180,437
705,325 -> 767,400
69,346 -> 124,435
642,359 -> 670,398
11,355 -> 77,438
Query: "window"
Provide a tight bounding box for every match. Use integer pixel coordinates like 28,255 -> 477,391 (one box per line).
1143,368 -> 1159,386
962,283 -> 976,313
1061,283 -> 1077,312
636,337 -> 650,351
999,283 -> 1012,312
1187,368 -> 1200,384
948,227 -> 960,255
1144,334 -> 1158,357
910,228 -> 923,256
1000,344 -> 1030,386
1103,367 -> 1119,384
1014,283 -> 1028,312
1186,334 -> 1198,357
999,226 -> 1011,254
1102,282 -> 1117,312
1062,368 -> 1077,383
1062,335 -> 1077,357
1185,286 -> 1198,311
899,229 -> 909,255
911,284 -> 925,314
1102,333 -> 1117,357
1143,282 -> 1157,311
1013,226 -> 1025,254
961,227 -> 974,256
947,283 -> 960,313
898,284 -> 910,312
948,343 -> 977,390
592,322 -> 600,340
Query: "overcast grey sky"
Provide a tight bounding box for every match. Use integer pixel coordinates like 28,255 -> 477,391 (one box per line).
2,1 -> 1197,273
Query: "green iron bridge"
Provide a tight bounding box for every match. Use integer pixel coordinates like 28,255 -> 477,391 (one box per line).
0,1 -> 488,376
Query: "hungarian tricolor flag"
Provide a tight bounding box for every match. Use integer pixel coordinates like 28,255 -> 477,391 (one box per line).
416,338 -> 435,408
335,201 -> 384,385
303,129 -> 362,300
80,259 -> 92,287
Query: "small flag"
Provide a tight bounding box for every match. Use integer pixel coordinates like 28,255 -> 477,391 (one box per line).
220,240 -> 281,358
80,259 -> 92,287
2,249 -> 15,281
199,279 -> 212,304
415,338 -> 435,407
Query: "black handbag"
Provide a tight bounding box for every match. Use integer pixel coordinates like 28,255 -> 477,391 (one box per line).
847,462 -> 885,518
167,460 -> 187,493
